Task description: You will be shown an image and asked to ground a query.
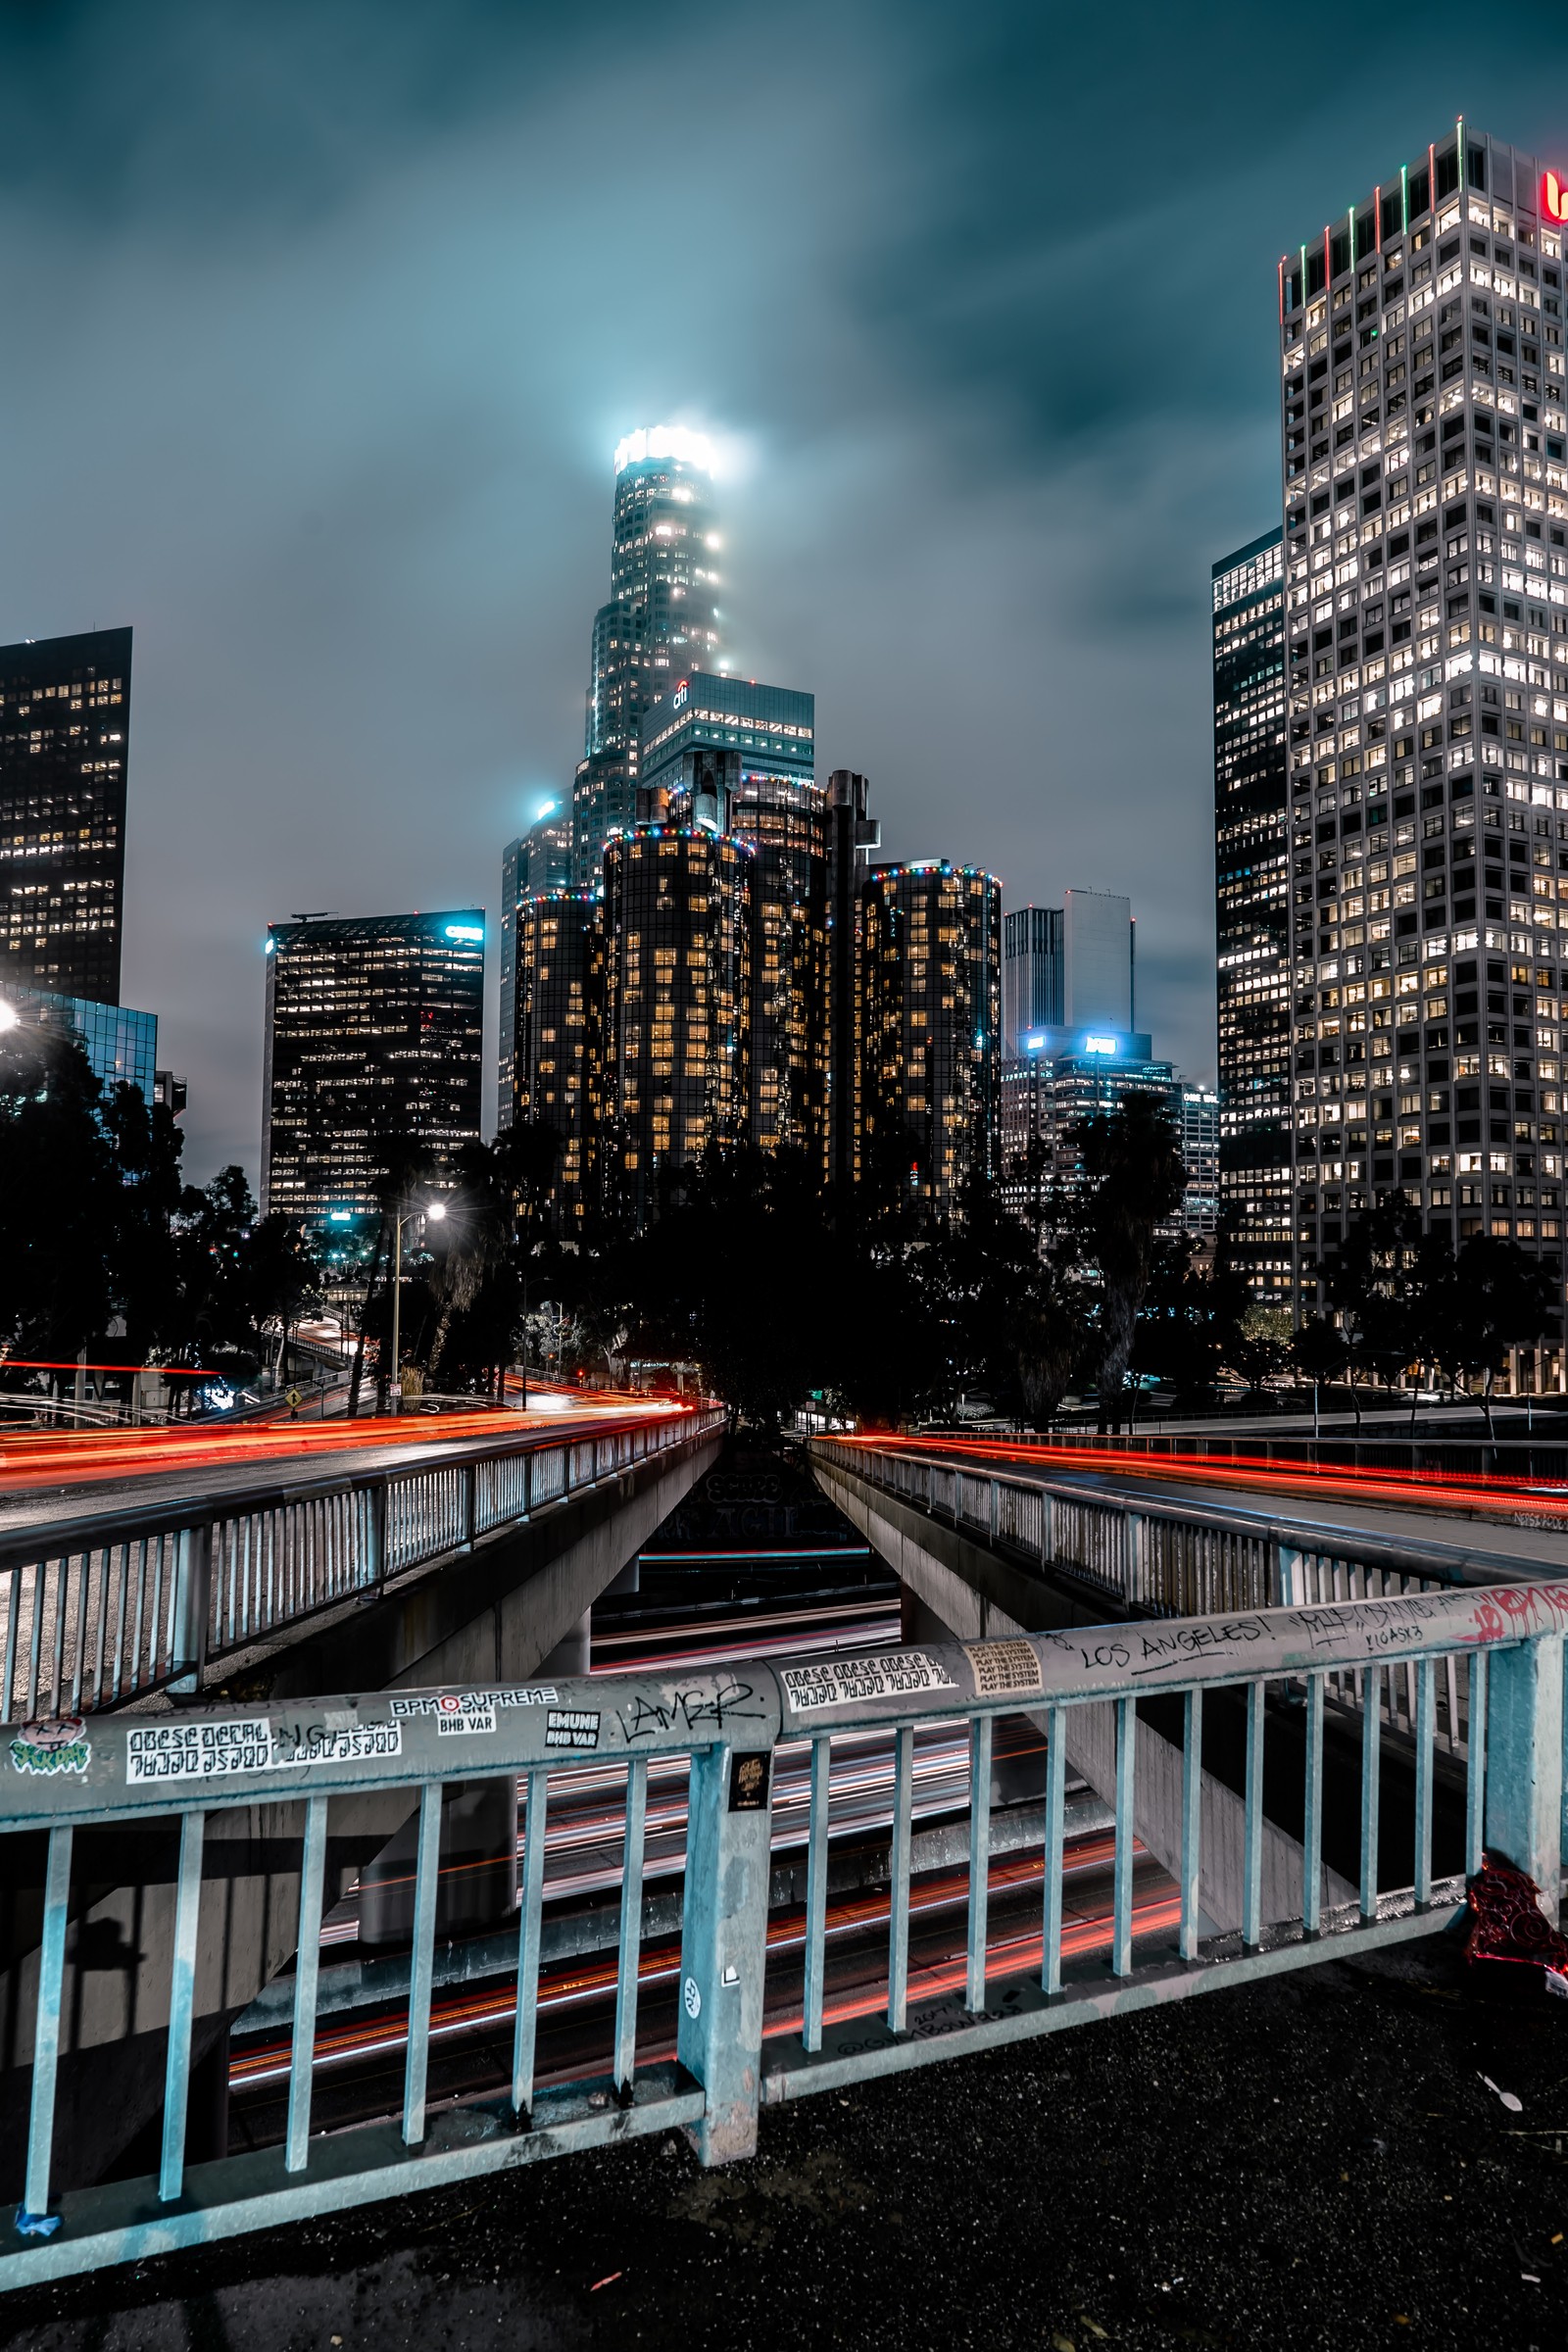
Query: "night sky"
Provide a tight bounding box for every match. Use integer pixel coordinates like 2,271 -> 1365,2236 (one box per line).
7,0 -> 1568,1183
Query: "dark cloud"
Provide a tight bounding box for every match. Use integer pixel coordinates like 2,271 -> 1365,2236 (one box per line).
4,0 -> 1568,1173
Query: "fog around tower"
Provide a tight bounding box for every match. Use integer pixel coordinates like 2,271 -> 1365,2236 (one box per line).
0,0 -> 1564,1176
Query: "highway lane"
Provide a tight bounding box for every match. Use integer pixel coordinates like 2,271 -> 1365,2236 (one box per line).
866,1433 -> 1568,1574
0,1396 -> 685,1535
231,1822 -> 1169,2131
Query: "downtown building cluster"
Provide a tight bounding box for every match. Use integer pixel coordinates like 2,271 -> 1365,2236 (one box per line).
259,424 -> 1214,1241
497,430 -> 1216,1239
1215,122 -> 1568,1384
500,426 -> 1004,1228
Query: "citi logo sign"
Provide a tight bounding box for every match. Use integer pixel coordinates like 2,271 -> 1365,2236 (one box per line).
1544,171 -> 1568,224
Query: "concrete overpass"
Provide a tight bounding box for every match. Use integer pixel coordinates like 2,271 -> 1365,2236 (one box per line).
809,1433 -> 1566,1938
0,1401 -> 724,2188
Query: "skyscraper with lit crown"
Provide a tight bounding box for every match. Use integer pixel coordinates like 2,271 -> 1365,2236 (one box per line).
574,427 -> 725,886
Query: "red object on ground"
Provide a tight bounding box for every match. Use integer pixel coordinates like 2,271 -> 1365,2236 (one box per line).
1463,1853 -> 1568,1996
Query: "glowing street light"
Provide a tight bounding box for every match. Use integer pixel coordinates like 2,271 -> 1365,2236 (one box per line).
391,1199 -> 447,1411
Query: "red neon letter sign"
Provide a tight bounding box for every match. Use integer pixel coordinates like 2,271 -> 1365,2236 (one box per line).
1544,171 -> 1568,224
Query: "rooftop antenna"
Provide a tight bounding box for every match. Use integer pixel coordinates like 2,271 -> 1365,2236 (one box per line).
289,910 -> 335,922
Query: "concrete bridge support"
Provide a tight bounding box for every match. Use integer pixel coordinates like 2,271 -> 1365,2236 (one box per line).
0,1425 -> 722,2196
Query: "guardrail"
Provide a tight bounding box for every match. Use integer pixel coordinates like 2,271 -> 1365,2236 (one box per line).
0,1406 -> 725,1724
812,1435 -> 1568,1763
996,1427 -> 1568,1479
1,1580 -> 1561,2289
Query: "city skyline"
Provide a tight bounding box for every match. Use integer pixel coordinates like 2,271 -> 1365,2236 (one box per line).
8,9 -> 1568,1181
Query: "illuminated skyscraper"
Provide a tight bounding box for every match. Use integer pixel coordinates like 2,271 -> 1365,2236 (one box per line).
600,828 -> 751,1223
262,910 -> 484,1227
860,860 -> 1002,1225
640,672 -> 827,1168
576,427 -> 723,884
998,1028 -> 1216,1244
0,627 -> 130,1004
1212,530 -> 1292,1305
505,893 -> 604,1224
1279,122 -> 1568,1383
826,769 -> 880,1195
500,802 -> 573,1120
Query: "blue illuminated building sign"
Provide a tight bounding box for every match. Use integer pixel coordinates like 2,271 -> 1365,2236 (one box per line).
1019,1025 -> 1152,1062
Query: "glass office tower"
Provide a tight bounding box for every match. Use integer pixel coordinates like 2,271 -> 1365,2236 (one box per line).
500,805 -> 573,1123
640,672 -> 826,1169
506,892 -> 604,1224
1281,122 -> 1568,1384
262,910 -> 484,1227
1213,529 -> 1293,1305
0,627 -> 131,1004
600,829 -> 751,1224
1,983 -> 156,1106
860,860 -> 1002,1226
1002,907 -> 1063,1055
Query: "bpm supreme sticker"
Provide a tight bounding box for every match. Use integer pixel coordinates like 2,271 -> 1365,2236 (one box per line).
545,1708 -> 600,1750
779,1651 -> 957,1714
10,1716 -> 90,1777
390,1687 -> 558,1722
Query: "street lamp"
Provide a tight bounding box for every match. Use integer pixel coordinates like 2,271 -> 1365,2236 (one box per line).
390,1199 -> 446,1412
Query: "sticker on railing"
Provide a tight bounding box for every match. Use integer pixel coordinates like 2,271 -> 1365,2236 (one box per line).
780,1651 -> 957,1713
728,1750 -> 771,1811
437,1695 -> 496,1737
545,1707 -> 600,1750
125,1716 -> 403,1783
126,1718 -> 273,1783
962,1640 -> 1044,1699
268,1721 -> 403,1769
390,1686 -> 559,1719
10,1715 -> 90,1778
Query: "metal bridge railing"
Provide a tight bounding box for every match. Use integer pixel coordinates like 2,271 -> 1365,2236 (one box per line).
814,1435 -> 1561,1762
1,1579 -> 1563,2290
0,1406 -> 725,1724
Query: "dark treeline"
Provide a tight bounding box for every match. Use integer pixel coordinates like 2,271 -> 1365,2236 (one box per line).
0,1026 -> 315,1400
3,1029 -> 1554,1428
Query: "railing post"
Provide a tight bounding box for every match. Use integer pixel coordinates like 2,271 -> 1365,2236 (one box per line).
677,1740 -> 775,2166
360,1481 -> 387,1600
168,1520 -> 212,1695
1123,1510 -> 1143,1608
988,1479 -> 999,1546
460,1460 -> 476,1549
1484,1632 -> 1565,1918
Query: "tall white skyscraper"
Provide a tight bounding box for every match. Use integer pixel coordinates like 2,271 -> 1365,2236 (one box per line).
1280,121 -> 1568,1387
1003,891 -> 1134,1054
1062,889 -> 1134,1030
